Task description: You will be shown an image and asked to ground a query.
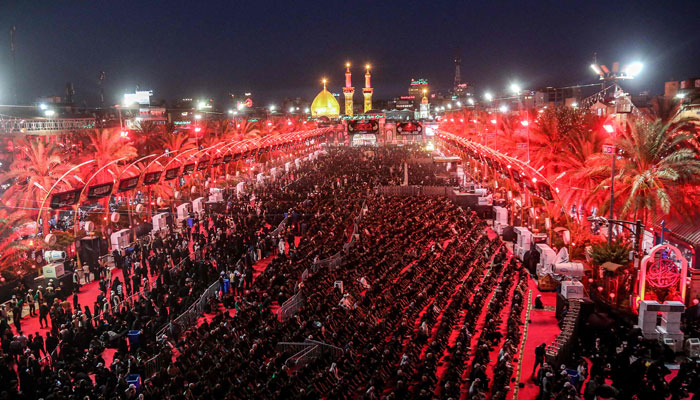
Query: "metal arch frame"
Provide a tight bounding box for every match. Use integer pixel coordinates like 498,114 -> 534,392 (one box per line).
72,157 -> 128,268
105,153 -> 159,232
438,130 -> 572,226
35,159 -> 96,238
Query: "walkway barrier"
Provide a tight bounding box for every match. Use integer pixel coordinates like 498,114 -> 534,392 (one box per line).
277,291 -> 304,322
277,339 -> 344,369
155,280 -> 219,340
143,351 -> 171,378
377,185 -> 452,197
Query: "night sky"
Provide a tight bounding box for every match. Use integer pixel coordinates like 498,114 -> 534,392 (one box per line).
1,0 -> 698,106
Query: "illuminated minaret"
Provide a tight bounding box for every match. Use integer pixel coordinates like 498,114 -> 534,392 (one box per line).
343,62 -> 354,116
363,64 -> 373,113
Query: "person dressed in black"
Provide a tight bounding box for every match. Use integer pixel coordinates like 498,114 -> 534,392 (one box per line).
533,342 -> 546,376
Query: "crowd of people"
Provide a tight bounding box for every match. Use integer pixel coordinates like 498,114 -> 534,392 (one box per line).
3,145 -> 697,399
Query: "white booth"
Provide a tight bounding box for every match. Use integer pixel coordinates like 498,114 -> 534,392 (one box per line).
192,197 -> 205,214
42,262 -> 65,279
493,206 -> 508,235
176,203 -> 192,222
513,227 -> 533,261
152,213 -> 168,232
294,158 -> 302,169
110,229 -> 131,251
285,162 -> 292,172
209,188 -> 223,203
256,173 -> 265,184
561,281 -> 585,299
236,182 -> 246,198
535,243 -> 557,276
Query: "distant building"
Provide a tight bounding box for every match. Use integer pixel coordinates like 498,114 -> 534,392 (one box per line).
408,79 -> 429,107
533,86 -> 582,108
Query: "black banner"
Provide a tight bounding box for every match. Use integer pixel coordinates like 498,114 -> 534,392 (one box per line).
222,154 -> 232,164
211,157 -> 222,167
197,159 -> 209,171
118,176 -> 139,193
164,167 -> 180,181
182,163 -> 195,175
143,171 -> 162,186
87,182 -> 113,199
50,188 -> 83,209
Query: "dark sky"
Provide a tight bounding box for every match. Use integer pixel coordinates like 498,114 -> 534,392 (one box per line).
1,0 -> 698,106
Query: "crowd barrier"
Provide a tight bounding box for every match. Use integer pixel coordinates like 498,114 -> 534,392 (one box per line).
277,339 -> 344,369
377,185 -> 452,197
277,200 -> 367,322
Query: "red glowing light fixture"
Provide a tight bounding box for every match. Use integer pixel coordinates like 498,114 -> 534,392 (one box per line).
603,124 -> 614,134
597,286 -> 604,292
520,120 -> 529,127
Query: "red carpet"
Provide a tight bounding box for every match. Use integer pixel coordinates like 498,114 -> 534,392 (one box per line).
511,277 -> 560,400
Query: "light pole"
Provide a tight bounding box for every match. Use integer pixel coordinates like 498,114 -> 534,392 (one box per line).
604,123 -> 615,246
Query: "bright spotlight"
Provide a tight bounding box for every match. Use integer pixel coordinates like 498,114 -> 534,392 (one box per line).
467,98 -> 475,105
499,104 -> 509,113
624,62 -> 643,77
510,83 -> 521,94
44,109 -> 55,117
194,114 -> 202,120
484,92 -> 493,101
39,103 -> 48,110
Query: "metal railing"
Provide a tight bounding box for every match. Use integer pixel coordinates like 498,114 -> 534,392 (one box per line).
277,291 -> 304,322
277,339 -> 344,369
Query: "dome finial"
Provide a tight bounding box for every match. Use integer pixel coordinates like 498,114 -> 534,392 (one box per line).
322,78 -> 327,90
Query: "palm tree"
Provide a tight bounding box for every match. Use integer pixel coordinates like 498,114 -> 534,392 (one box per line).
586,119 -> 700,226
232,119 -> 262,140
86,128 -> 138,168
0,210 -> 32,277
0,139 -> 76,236
131,121 -> 162,155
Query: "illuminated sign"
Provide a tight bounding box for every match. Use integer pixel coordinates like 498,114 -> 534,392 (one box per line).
182,163 -> 195,175
123,90 -> 152,106
400,96 -> 416,100
397,121 -> 423,135
164,167 -> 180,180
118,176 -> 139,192
143,171 -> 162,186
87,183 -> 113,199
410,78 -> 428,86
50,188 -> 83,209
173,120 -> 191,125
197,159 -> 210,171
347,120 -> 379,134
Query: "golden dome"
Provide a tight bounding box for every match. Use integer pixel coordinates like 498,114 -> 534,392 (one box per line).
311,80 -> 340,119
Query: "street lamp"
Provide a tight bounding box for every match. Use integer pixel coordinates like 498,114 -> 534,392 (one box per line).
510,83 -> 521,94
603,123 -> 616,246
484,92 -> 493,102
499,104 -> 508,113
44,109 -> 55,117
468,98 -> 475,106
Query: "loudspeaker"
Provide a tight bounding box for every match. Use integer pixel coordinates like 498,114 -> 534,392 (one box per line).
79,237 -> 105,267
134,223 -> 153,238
